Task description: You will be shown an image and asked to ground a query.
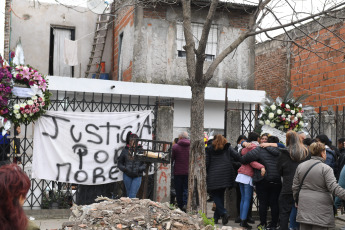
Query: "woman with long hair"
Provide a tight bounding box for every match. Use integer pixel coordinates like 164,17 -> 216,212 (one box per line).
236,132 -> 266,229
0,163 -> 39,230
293,142 -> 345,229
206,134 -> 237,225
277,130 -> 309,230
118,131 -> 146,198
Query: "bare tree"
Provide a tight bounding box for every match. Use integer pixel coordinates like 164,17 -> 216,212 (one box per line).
45,0 -> 345,214
180,0 -> 345,213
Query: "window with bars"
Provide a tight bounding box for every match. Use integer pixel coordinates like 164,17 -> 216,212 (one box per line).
176,23 -> 218,61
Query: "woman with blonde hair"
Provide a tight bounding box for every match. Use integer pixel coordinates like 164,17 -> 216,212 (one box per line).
277,130 -> 309,230
206,134 -> 237,225
293,142 -> 345,229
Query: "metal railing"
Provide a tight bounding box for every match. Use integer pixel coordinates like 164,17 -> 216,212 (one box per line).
1,90 -> 173,209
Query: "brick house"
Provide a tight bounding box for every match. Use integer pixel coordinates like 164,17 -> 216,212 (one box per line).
255,12 -> 345,111
112,1 -> 257,89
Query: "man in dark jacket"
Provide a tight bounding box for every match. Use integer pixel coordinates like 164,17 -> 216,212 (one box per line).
336,138 -> 345,180
316,134 -> 337,176
172,131 -> 190,211
241,136 -> 282,230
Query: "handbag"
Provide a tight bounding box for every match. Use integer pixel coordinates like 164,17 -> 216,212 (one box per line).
295,161 -> 321,205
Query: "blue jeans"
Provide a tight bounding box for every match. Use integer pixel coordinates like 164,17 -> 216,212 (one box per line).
123,173 -> 142,198
289,205 -> 299,229
239,183 -> 253,221
174,175 -> 188,209
209,188 -> 227,220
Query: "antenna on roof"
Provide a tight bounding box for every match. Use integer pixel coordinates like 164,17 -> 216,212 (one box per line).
87,0 -> 109,14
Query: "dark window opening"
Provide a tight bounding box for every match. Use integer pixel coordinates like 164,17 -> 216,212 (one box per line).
117,32 -> 124,81
49,26 -> 75,77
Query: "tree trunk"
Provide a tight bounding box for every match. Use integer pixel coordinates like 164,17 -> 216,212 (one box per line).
187,84 -> 207,214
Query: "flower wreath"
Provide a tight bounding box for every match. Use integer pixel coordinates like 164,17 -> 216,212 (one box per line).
0,57 -> 51,130
259,92 -> 311,133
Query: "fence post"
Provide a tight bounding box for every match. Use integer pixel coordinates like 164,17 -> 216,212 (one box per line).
225,109 -> 241,218
153,105 -> 174,203
226,110 -> 241,146
321,109 -> 336,145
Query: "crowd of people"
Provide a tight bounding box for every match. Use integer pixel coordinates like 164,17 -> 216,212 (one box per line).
171,130 -> 345,229
2,128 -> 345,230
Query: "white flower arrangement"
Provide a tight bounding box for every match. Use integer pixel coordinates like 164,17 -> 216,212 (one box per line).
259,92 -> 308,132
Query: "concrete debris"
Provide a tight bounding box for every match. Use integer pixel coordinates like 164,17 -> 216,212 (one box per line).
62,198 -> 216,230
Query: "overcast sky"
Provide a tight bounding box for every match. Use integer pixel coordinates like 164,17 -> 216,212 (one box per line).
0,0 -> 344,57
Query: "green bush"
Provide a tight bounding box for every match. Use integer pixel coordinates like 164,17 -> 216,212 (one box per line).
199,211 -> 215,228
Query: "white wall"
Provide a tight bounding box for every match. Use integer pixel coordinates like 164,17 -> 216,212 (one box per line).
0,0 -> 5,57
9,0 -> 112,77
174,100 -> 226,129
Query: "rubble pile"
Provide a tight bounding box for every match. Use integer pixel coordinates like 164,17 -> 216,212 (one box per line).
62,197 -> 219,230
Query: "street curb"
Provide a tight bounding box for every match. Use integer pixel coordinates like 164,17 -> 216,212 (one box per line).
25,209 -> 71,219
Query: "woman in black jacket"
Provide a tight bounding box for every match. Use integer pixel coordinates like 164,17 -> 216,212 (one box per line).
241,136 -> 282,230
118,131 -> 146,198
277,131 -> 309,230
206,135 -> 236,225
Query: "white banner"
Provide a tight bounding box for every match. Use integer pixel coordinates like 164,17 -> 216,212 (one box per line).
32,110 -> 153,185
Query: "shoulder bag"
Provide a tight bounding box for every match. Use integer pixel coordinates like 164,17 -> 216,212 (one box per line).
295,161 -> 321,204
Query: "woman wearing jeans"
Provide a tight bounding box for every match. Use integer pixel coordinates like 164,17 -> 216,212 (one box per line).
118,131 -> 146,198
236,132 -> 265,229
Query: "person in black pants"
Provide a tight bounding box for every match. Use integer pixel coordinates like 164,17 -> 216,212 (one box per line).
277,131 -> 309,230
241,136 -> 282,230
206,135 -> 237,225
0,130 -> 10,162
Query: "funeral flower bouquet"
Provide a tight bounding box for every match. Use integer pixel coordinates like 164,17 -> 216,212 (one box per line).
0,54 -> 51,131
259,91 -> 312,133
0,65 -> 13,117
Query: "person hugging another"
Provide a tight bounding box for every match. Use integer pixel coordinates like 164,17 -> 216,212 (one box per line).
236,132 -> 266,229
118,131 -> 147,198
0,164 -> 39,230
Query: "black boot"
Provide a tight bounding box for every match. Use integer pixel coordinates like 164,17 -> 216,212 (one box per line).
247,216 -> 255,224
240,220 -> 252,229
222,213 -> 230,225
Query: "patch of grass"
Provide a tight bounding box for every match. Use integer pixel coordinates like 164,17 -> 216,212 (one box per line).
198,210 -> 215,228
169,203 -> 177,210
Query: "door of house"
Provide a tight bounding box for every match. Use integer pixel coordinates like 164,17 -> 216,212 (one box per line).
49,27 -> 75,77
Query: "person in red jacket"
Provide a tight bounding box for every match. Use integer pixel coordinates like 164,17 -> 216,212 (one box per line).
172,131 -> 190,211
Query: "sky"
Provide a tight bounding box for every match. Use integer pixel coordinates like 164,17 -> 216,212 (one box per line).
0,0 -> 344,57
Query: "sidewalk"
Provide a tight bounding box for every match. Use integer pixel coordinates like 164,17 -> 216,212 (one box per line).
32,219 -> 68,230
28,207 -> 345,230
29,215 -> 345,230
336,213 -> 345,230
